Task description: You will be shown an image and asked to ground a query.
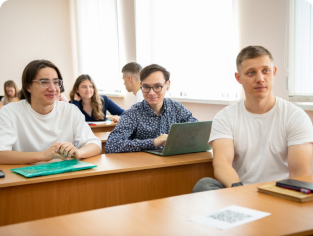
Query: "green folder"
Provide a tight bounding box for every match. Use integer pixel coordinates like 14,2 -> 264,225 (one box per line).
11,159 -> 97,178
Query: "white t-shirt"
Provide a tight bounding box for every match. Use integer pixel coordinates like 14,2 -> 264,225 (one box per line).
0,100 -> 101,152
135,90 -> 144,103
209,97 -> 313,185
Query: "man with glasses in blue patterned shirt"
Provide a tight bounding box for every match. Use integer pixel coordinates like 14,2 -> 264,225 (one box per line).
0,60 -> 101,164
105,64 -> 198,153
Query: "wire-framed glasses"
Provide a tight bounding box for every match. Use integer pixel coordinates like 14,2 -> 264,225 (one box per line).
140,83 -> 165,93
32,79 -> 63,89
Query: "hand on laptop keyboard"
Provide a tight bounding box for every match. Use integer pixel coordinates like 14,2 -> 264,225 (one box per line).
153,134 -> 168,147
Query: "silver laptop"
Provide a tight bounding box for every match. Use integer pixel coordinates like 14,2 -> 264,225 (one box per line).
145,121 -> 212,156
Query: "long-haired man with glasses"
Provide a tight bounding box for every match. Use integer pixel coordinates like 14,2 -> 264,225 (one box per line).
0,60 -> 101,164
105,64 -> 198,153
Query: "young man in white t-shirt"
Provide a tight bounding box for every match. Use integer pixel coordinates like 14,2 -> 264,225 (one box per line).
0,60 -> 101,164
122,62 -> 144,103
193,45 -> 313,192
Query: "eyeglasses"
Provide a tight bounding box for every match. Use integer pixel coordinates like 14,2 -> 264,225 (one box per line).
141,84 -> 165,93
32,79 -> 63,89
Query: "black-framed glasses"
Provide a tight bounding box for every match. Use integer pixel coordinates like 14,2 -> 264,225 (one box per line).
32,79 -> 63,89
141,83 -> 165,93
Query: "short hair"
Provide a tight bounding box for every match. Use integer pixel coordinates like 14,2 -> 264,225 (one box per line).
3,80 -> 19,104
69,74 -> 104,120
122,62 -> 142,75
21,60 -> 63,104
122,62 -> 142,74
236,46 -> 274,71
140,64 -> 170,82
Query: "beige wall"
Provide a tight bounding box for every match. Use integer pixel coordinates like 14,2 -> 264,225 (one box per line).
0,0 -> 76,99
115,0 -> 138,109
237,0 -> 289,101
0,0 -> 311,122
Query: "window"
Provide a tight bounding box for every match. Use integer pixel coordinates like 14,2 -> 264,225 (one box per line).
135,0 -> 240,103
76,0 -> 122,95
288,0 -> 313,102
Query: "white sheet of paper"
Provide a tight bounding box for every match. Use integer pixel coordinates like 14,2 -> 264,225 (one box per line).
86,121 -> 112,125
189,205 -> 270,231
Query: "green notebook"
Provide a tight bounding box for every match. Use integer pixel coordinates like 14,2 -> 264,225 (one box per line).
11,159 -> 97,178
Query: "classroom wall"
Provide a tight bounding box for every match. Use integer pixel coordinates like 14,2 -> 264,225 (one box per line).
0,0 -> 76,100
0,0 -> 311,122
110,0 -> 138,110
110,0 -> 290,121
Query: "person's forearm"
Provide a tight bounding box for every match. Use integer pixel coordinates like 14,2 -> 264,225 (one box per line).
0,151 -> 43,164
105,138 -> 154,153
109,106 -> 124,116
288,143 -> 313,178
289,167 -> 312,178
77,143 -> 101,158
213,158 -> 241,188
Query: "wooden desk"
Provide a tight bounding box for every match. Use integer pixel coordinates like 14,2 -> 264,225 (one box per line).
93,132 -> 110,153
1,175 -> 313,236
90,122 -> 117,132
0,151 -> 213,226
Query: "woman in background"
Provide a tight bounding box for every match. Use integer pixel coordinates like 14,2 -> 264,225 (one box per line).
1,80 -> 19,105
70,74 -> 124,122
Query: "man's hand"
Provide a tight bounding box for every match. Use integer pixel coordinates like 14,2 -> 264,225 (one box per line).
153,134 -> 168,147
111,115 -> 120,122
58,142 -> 82,159
41,142 -> 65,161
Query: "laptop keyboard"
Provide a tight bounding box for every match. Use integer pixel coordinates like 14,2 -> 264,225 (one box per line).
152,149 -> 163,153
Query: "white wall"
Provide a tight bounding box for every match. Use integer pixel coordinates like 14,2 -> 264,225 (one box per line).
237,0 -> 289,100
1,0 -> 312,121
110,0 -> 290,121
0,0 -> 76,98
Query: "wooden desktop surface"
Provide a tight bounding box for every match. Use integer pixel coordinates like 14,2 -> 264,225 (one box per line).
93,131 -> 110,153
0,151 -> 213,226
90,122 -> 116,132
1,175 -> 312,236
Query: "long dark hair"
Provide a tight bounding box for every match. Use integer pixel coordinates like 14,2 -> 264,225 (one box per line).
69,74 -> 104,120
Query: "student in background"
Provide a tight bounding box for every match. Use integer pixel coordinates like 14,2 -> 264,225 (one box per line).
0,59 -> 101,164
69,74 -> 124,122
122,62 -> 144,103
105,64 -> 198,153
193,46 -> 313,192
1,80 -> 19,105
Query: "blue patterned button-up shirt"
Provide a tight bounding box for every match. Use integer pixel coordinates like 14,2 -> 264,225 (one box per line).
105,98 -> 198,153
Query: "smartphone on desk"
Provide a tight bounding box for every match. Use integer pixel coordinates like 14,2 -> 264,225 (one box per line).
276,179 -> 313,193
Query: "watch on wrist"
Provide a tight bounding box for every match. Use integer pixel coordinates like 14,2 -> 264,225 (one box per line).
231,182 -> 243,187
